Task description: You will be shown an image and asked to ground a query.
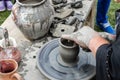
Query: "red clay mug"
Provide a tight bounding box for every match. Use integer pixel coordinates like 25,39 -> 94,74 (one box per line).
0,59 -> 22,80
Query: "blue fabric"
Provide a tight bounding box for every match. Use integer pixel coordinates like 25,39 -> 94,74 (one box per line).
96,0 -> 111,23
96,22 -> 116,35
96,0 -> 115,35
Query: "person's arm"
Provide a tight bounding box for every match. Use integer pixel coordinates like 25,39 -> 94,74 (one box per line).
96,20 -> 120,80
96,37 -> 120,80
96,43 -> 112,80
89,36 -> 109,56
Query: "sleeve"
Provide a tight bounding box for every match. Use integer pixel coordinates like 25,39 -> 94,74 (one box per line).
96,44 -> 112,80
96,40 -> 120,80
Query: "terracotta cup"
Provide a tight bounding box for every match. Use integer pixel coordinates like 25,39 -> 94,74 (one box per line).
0,59 -> 22,80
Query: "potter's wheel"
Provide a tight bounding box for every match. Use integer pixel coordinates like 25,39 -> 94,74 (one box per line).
37,39 -> 96,80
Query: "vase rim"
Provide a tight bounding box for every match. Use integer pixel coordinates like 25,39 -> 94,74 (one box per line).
59,38 -> 77,49
16,0 -> 46,6
0,59 -> 18,75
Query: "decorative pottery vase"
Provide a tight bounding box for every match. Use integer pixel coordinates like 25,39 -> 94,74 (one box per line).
0,59 -> 22,80
59,38 -> 79,64
12,0 -> 54,40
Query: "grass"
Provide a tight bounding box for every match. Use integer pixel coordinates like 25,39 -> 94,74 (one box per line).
95,0 -> 120,31
109,0 -> 120,27
0,1 -> 120,31
0,11 -> 11,25
0,0 -> 14,25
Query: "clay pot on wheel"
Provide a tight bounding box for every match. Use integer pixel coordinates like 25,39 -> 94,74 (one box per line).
59,38 -> 79,64
12,0 -> 54,40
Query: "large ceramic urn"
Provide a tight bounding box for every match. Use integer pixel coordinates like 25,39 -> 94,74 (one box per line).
12,0 -> 54,40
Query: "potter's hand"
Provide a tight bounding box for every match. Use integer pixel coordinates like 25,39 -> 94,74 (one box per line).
114,0 -> 120,2
98,32 -> 116,42
61,26 -> 99,48
61,26 -> 110,56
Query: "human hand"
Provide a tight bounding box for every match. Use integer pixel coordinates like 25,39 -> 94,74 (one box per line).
98,32 -> 116,42
61,26 -> 110,55
61,26 -> 99,48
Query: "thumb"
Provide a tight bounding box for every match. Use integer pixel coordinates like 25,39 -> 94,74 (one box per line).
61,34 -> 75,41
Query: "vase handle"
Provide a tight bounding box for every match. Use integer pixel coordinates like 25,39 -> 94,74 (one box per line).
11,73 -> 23,80
12,4 -> 20,21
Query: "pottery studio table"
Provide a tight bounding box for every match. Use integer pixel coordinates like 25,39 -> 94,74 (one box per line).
1,0 -> 96,80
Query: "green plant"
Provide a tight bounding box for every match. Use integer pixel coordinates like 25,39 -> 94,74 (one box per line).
95,1 -> 120,31
0,11 -> 11,25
